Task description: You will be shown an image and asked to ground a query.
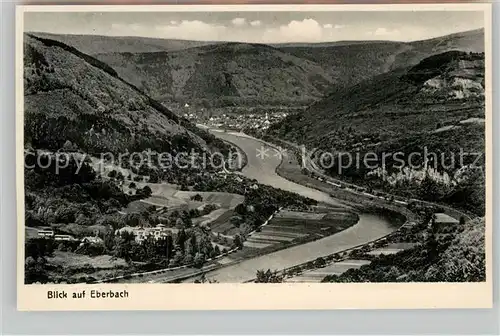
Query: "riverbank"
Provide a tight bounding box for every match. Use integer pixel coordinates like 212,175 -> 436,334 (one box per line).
180,131 -> 406,283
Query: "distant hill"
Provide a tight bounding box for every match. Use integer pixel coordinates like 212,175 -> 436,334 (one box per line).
32,29 -> 484,108
23,33 -> 223,155
91,28 -> 483,106
278,28 -> 484,89
270,50 -> 485,144
28,32 -> 217,54
95,42 -> 336,106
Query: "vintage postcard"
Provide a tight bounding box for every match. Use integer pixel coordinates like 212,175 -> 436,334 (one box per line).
17,3 -> 493,310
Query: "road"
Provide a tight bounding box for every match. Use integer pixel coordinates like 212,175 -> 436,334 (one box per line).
184,130 -> 399,283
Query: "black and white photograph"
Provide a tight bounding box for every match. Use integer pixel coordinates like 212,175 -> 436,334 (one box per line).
18,4 -> 492,305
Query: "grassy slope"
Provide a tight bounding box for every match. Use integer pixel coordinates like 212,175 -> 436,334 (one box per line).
269,51 -> 486,215
279,28 -> 484,90
324,217 -> 486,282
36,29 -> 483,108
391,28 -> 485,70
23,34 -> 229,155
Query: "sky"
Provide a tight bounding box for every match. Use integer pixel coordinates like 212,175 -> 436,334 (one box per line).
24,11 -> 485,43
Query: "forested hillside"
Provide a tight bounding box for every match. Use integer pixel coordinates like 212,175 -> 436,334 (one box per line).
268,51 -> 486,215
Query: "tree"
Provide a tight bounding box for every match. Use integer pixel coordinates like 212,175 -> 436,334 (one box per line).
139,185 -> 152,197
195,273 -> 218,283
232,234 -> 243,250
425,223 -> 438,264
175,229 -> 187,251
185,236 -> 198,256
214,245 -> 221,256
129,182 -> 136,189
175,218 -> 185,228
234,203 -> 246,216
181,211 -> 193,227
183,253 -> 194,265
113,231 -> 135,261
25,256 -> 49,284
62,140 -> 76,152
75,214 -> 93,226
193,252 -> 205,268
255,269 -> 283,283
420,176 -> 445,202
125,213 -> 141,227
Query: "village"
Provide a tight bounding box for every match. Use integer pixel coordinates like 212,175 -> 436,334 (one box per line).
181,105 -> 290,132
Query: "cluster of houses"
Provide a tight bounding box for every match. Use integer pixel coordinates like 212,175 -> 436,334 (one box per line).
115,224 -> 177,243
188,112 -> 288,132
35,224 -> 178,245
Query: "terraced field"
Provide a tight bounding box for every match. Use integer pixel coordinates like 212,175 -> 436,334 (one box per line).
172,191 -> 244,208
284,259 -> 371,283
235,209 -> 359,257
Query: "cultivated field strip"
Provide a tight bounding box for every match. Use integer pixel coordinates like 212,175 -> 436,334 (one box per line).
249,233 -> 298,242
243,241 -> 274,249
284,259 -> 371,283
274,211 -> 326,220
258,229 -> 307,238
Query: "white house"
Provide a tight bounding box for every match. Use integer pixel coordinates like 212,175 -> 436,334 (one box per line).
115,224 -> 173,243
81,236 -> 104,245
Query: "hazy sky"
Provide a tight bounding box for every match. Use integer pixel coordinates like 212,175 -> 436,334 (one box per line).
24,11 -> 484,43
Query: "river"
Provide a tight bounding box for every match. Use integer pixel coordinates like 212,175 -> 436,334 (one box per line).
185,130 -> 399,283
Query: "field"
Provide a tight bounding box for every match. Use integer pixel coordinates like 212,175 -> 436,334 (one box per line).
172,191 -> 244,209
122,200 -> 159,214
131,190 -> 244,216
217,208 -> 360,265
250,209 -> 359,249
45,251 -> 129,283
48,251 -> 128,269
